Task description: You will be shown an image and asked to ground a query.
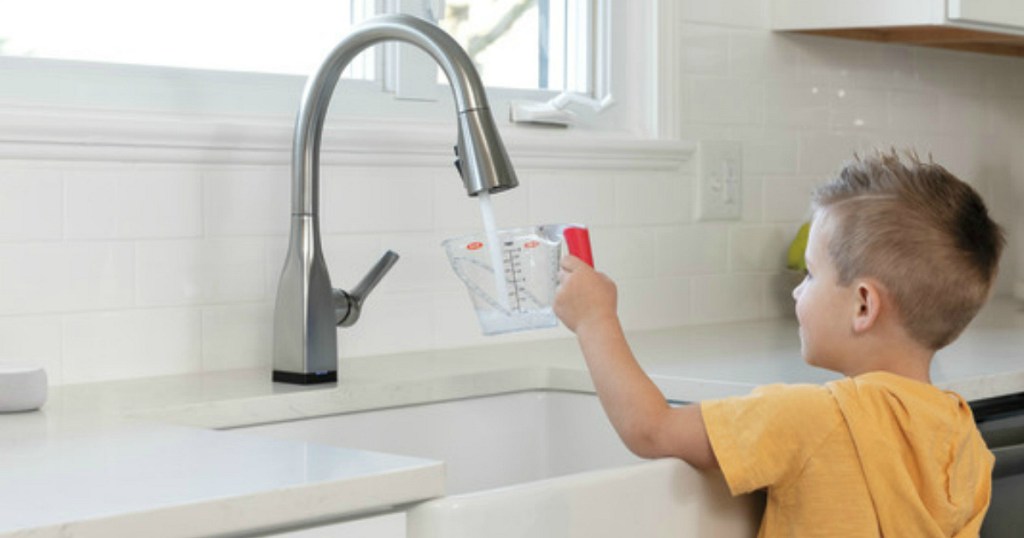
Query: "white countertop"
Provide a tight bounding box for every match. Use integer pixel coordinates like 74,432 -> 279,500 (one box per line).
3,298 -> 1023,537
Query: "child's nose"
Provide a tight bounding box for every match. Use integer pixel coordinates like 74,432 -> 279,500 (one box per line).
792,279 -> 804,301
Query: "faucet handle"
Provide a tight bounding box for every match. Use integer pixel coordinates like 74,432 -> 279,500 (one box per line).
334,250 -> 400,327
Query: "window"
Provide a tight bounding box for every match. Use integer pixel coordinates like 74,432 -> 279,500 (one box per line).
0,0 -> 654,135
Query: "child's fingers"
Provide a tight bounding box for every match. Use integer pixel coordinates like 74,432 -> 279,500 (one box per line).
560,255 -> 586,272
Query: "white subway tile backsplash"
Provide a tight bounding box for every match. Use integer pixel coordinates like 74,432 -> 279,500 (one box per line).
593,227 -> 660,281
678,25 -> 730,76
763,81 -> 831,128
797,132 -> 862,175
135,238 -> 265,307
201,303 -> 273,372
0,169 -> 62,242
733,127 -> 799,176
203,166 -> 290,237
888,90 -> 941,133
323,166 -> 435,233
62,308 -> 202,384
689,77 -> 764,125
729,31 -> 800,80
680,0 -> 765,28
937,93 -> 992,135
690,274 -> 764,324
655,225 -> 730,276
617,276 -> 691,330
614,172 -> 690,226
730,225 -> 791,273
761,176 -> 818,223
65,168 -> 202,239
528,171 -> 617,227
829,87 -> 889,131
0,242 -> 134,315
337,291 -> 435,357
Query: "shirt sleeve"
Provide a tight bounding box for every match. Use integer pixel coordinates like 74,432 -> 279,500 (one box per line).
701,383 -> 842,496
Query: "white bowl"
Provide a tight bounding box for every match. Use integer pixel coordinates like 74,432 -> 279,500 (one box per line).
0,362 -> 47,412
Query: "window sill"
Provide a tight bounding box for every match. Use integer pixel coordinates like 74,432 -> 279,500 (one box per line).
0,104 -> 694,172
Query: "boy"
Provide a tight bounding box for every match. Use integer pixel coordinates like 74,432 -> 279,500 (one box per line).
554,151 -> 1003,537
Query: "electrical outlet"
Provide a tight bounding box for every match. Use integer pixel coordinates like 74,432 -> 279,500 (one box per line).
696,141 -> 743,221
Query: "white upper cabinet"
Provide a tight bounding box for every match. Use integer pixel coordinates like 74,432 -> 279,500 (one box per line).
772,0 -> 1024,57
949,0 -> 1024,29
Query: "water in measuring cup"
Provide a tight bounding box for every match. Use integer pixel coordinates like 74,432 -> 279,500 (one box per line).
477,191 -> 510,310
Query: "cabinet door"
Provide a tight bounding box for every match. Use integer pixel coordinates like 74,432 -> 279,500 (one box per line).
949,0 -> 1024,29
268,512 -> 404,537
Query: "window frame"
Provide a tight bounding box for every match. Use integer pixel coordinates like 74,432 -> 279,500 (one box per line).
0,0 -> 663,146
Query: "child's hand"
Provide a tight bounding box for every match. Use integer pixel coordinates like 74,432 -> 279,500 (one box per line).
554,255 -> 618,334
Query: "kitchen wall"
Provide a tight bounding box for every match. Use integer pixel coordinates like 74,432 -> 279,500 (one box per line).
0,0 -> 1020,385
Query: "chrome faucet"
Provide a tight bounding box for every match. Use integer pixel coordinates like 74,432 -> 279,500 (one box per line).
273,14 -> 519,384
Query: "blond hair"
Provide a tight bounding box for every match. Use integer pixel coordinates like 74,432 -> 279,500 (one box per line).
811,150 -> 1005,350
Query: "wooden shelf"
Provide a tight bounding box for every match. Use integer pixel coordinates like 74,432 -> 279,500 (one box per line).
791,25 -> 1024,57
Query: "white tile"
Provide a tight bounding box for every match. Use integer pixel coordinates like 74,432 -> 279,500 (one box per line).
690,274 -> 764,323
798,132 -> 862,175
617,277 -> 691,331
62,308 -> 202,384
730,225 -> 791,273
203,166 -> 290,237
680,0 -> 766,28
0,242 -> 134,315
689,77 -> 763,125
764,272 -> 802,319
763,81 -> 830,128
914,48 -> 989,95
678,24 -> 729,76
829,87 -> 888,131
761,176 -> 819,223
655,225 -> 730,276
733,127 -> 799,175
0,316 -> 63,385
322,166 -> 434,233
740,174 -> 764,223
135,238 -> 265,307
374,232 -> 455,293
937,92 -> 992,135
614,172 -> 690,225
528,171 -> 616,227
888,90 -> 941,133
0,168 -> 62,242
431,289 -> 496,350
592,227 -> 660,281
729,31 -> 800,80
65,168 -> 202,239
202,303 -> 273,372
337,291 -> 435,357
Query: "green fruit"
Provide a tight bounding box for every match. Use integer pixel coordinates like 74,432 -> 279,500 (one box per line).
786,221 -> 811,272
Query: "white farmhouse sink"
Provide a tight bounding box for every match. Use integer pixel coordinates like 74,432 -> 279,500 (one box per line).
233,389 -> 764,537
233,390 -> 639,494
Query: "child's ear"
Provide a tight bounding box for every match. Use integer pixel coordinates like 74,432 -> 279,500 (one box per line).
852,280 -> 883,334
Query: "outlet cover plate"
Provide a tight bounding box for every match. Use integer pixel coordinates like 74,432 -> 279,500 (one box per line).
696,140 -> 743,221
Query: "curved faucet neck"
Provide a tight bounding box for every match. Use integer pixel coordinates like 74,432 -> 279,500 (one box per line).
291,13 -> 504,217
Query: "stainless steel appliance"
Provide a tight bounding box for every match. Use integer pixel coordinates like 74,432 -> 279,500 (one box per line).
973,393 -> 1024,537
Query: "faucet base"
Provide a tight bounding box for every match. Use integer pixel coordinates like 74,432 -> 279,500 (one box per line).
272,370 -> 338,385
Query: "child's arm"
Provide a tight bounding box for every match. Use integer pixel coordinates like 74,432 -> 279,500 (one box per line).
554,256 -> 718,470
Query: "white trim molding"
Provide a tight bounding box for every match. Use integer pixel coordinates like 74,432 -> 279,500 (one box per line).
0,105 -> 695,172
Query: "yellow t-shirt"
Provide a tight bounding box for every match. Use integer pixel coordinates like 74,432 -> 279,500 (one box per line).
701,371 -> 993,537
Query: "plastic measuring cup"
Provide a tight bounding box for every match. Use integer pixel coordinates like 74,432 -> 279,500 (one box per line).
443,224 -> 592,335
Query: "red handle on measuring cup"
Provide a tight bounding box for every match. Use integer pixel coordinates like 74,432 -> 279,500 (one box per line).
563,226 -> 594,267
